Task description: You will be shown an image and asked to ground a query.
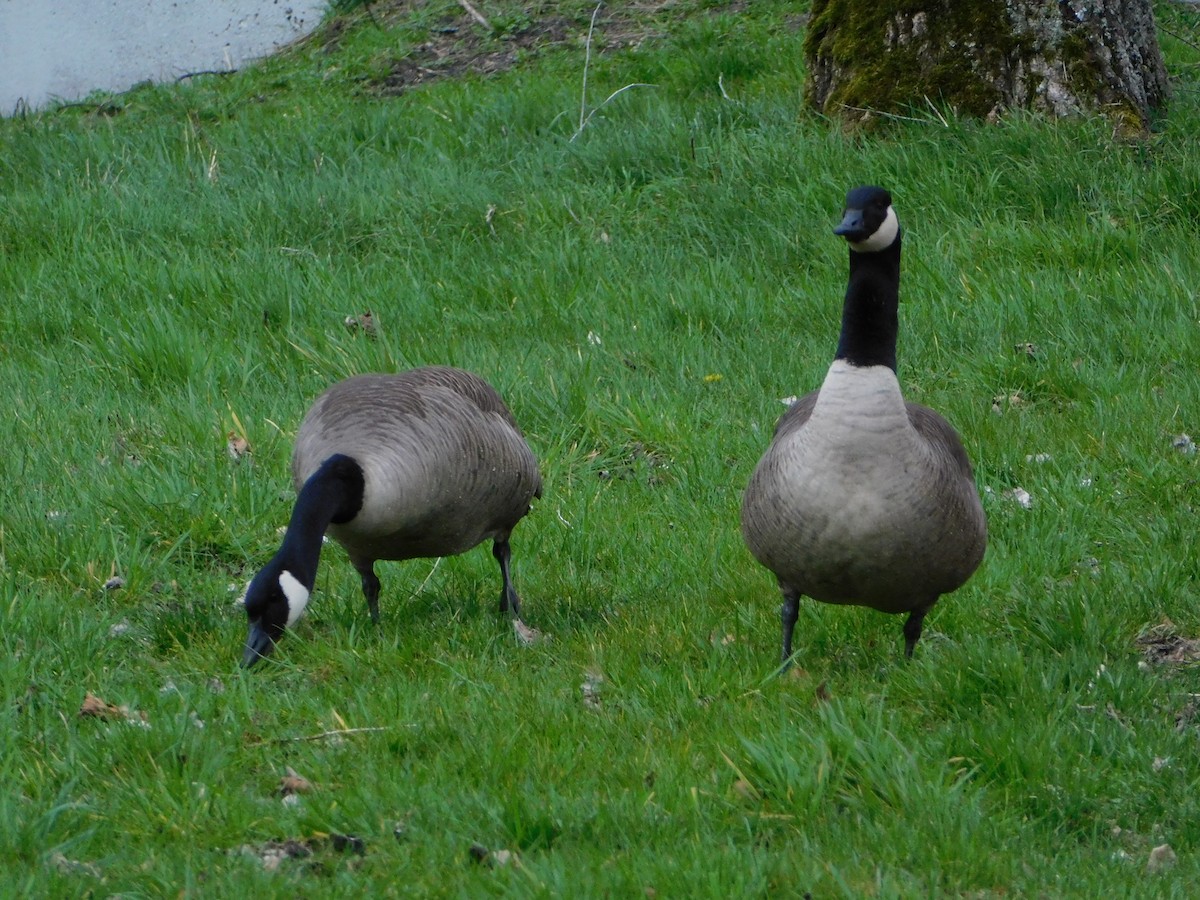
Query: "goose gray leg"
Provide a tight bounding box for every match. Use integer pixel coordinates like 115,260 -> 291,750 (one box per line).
492,539 -> 522,618
355,561 -> 381,624
902,603 -> 932,658
780,584 -> 800,670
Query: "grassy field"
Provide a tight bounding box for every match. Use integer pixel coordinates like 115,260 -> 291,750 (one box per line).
2,0 -> 1199,894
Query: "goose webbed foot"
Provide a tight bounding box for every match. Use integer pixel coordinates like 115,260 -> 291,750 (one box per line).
779,586 -> 800,672
356,562 -> 381,624
492,539 -> 522,619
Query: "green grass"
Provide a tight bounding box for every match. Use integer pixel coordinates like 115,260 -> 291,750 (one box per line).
2,0 -> 1199,894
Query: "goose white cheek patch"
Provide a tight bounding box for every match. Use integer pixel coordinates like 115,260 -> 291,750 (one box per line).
850,205 -> 899,253
279,570 -> 311,627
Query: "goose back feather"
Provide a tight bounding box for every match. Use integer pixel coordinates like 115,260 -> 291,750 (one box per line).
294,368 -> 541,563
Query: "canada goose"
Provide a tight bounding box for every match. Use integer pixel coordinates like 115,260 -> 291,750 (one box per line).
740,186 -> 986,665
241,366 -> 542,667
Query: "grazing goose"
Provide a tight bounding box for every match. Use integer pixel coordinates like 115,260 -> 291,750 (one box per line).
241,366 -> 542,667
741,186 -> 986,665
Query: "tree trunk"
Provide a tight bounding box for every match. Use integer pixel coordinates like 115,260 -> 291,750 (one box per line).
804,0 -> 1169,128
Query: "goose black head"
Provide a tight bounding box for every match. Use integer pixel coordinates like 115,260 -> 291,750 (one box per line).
834,185 -> 899,253
240,558 -> 311,667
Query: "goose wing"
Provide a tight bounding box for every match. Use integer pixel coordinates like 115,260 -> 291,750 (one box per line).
905,402 -> 976,481
770,390 -> 820,441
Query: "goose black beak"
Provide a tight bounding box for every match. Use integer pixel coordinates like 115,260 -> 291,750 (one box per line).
242,622 -> 275,668
833,208 -> 866,241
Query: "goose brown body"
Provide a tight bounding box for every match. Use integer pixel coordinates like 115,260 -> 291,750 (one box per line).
240,365 -> 540,666
740,186 -> 986,663
742,365 -> 985,614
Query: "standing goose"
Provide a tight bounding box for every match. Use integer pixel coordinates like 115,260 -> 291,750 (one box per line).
741,186 -> 986,665
240,366 -> 542,667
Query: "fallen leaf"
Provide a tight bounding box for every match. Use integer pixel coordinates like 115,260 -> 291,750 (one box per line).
732,778 -> 757,800
513,619 -> 546,646
815,681 -> 831,703
279,767 -> 315,797
344,310 -> 376,335
78,692 -> 149,726
79,693 -> 120,719
227,431 -> 251,460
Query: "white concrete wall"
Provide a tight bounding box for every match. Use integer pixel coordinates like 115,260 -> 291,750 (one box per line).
0,0 -> 328,114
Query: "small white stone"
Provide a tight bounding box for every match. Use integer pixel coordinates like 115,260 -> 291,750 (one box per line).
1004,487 -> 1033,509
1147,843 -> 1177,873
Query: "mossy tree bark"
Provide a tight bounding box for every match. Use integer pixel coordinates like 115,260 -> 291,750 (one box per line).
804,0 -> 1169,127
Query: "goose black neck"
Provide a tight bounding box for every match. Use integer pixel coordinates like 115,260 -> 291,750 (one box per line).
833,234 -> 901,371
275,454 -> 365,587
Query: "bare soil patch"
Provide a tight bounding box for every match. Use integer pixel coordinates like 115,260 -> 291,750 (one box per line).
1136,619 -> 1200,667
320,1 -> 669,95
